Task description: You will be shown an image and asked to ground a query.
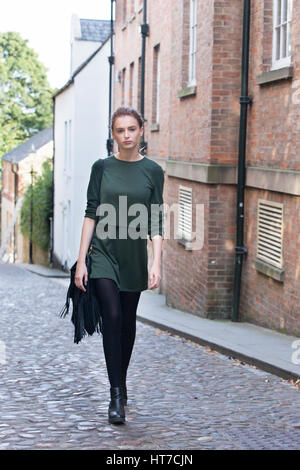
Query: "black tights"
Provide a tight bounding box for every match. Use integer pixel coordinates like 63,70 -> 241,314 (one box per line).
93,278 -> 141,388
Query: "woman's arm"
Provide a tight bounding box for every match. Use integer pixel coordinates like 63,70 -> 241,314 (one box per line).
75,217 -> 95,292
75,159 -> 103,291
148,234 -> 163,290
148,165 -> 165,290
77,217 -> 95,263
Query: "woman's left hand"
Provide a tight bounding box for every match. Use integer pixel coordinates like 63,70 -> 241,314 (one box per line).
148,262 -> 162,289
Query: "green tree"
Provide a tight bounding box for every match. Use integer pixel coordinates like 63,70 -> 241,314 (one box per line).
0,31 -> 56,183
20,159 -> 53,252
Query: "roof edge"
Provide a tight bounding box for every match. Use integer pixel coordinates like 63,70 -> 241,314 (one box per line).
53,32 -> 113,100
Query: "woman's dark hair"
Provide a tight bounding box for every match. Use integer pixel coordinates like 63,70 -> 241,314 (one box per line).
111,106 -> 144,131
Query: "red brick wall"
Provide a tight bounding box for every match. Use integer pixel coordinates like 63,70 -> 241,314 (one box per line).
241,189 -> 300,334
239,0 -> 300,334
114,0 -> 173,158
211,0 -> 243,164
164,177 -> 209,315
114,0 -> 239,318
169,0 -> 214,162
114,0 -> 300,334
246,0 -> 299,170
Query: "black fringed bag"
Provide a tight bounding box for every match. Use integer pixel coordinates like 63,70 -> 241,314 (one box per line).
59,159 -> 104,344
59,246 -> 102,344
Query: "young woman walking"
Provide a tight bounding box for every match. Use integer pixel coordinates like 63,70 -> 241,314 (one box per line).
75,107 -> 164,424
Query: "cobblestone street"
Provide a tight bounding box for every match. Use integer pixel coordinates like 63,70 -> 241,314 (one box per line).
0,262 -> 300,450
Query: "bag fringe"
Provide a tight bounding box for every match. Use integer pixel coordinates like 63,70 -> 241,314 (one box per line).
59,253 -> 103,343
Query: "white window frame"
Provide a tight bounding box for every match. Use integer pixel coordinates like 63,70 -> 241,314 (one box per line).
122,68 -> 126,105
156,46 -> 160,123
271,0 -> 292,70
123,0 -> 127,23
130,62 -> 134,107
188,0 -> 197,86
64,119 -> 72,178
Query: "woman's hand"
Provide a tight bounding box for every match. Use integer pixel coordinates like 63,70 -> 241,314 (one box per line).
75,261 -> 88,292
148,261 -> 162,290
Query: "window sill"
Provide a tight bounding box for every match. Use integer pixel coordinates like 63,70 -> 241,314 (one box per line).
150,122 -> 160,132
176,235 -> 194,251
178,85 -> 197,99
256,65 -> 293,86
253,257 -> 285,282
129,14 -> 136,23
121,23 -> 127,31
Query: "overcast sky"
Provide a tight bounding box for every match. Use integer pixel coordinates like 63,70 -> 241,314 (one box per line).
0,0 -> 111,90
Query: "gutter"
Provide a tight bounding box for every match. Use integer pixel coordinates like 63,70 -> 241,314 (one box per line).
140,0 -> 149,154
50,96 -> 55,267
107,0 -> 116,156
232,0 -> 253,321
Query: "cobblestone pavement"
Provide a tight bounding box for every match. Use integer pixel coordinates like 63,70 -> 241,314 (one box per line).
0,262 -> 300,450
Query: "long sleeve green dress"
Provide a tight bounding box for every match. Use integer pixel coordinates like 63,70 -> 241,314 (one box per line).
84,154 -> 164,292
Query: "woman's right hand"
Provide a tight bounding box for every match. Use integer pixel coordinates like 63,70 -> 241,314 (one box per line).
75,260 -> 88,292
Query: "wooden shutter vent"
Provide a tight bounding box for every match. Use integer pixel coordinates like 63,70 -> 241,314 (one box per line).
256,199 -> 284,269
178,185 -> 193,241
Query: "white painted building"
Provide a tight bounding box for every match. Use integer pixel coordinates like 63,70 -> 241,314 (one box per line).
53,18 -> 113,270
70,15 -> 111,74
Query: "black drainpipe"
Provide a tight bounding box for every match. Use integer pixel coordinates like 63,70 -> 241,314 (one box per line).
107,0 -> 115,156
232,0 -> 252,321
50,95 -> 55,267
140,0 -> 149,154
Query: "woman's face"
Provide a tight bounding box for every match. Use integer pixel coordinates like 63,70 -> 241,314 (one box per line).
112,115 -> 144,152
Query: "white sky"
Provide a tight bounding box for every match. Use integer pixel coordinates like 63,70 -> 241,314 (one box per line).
0,0 -> 111,90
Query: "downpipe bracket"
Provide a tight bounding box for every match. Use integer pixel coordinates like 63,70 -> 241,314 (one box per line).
235,245 -> 248,255
140,23 -> 149,37
239,95 -> 253,105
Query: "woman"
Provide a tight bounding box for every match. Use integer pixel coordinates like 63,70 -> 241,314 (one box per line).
75,106 -> 165,425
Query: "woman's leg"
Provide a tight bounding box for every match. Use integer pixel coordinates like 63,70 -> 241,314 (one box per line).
93,278 -> 123,387
119,290 -> 141,385
93,278 -> 141,388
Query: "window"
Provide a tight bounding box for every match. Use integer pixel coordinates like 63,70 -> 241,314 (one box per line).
122,0 -> 127,24
129,62 -> 134,107
271,0 -> 292,70
256,199 -> 284,269
121,67 -> 126,105
152,44 -> 160,124
189,0 -> 197,86
64,119 -> 72,177
178,185 -> 193,241
137,57 -> 141,112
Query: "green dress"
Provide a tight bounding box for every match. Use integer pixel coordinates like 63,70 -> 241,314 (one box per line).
84,154 -> 164,292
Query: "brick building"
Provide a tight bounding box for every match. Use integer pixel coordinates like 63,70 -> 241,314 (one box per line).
113,0 -> 299,336
1,127 -> 53,265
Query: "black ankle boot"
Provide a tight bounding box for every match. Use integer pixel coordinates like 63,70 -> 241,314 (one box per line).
120,384 -> 128,406
108,386 -> 125,424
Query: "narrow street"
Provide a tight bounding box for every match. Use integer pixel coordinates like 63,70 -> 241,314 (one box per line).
0,262 -> 299,450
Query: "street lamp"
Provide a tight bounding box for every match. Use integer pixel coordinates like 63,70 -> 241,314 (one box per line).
11,158 -> 18,263
29,144 -> 36,264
